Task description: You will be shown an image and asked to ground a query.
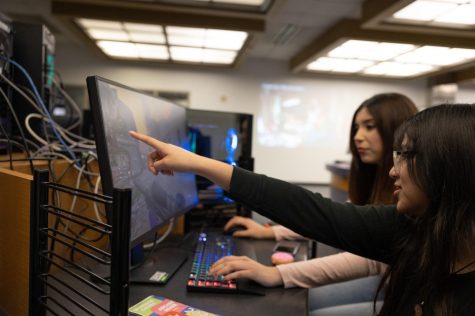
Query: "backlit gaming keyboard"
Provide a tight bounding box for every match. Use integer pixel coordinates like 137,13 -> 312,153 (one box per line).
186,231 -> 264,295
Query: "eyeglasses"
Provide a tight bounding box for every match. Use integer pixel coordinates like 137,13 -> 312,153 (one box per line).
393,150 -> 414,170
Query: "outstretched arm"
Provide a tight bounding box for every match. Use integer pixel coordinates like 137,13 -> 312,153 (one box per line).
129,131 -> 233,190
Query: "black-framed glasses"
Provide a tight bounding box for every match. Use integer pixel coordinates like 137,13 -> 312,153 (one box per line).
393,150 -> 414,170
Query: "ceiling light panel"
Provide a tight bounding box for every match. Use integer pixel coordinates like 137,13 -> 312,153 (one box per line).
166,26 -> 247,50
77,18 -> 248,65
306,39 -> 475,78
392,0 -> 475,27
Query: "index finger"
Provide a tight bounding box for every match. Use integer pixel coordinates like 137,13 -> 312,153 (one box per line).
129,131 -> 163,148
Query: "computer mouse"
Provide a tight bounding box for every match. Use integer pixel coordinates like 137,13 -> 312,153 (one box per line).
223,224 -> 247,235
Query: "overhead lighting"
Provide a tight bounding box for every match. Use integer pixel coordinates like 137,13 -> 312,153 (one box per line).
170,47 -> 236,64
166,26 -> 247,50
77,18 -> 248,65
304,39 -> 475,78
364,62 -> 435,77
362,0 -> 475,32
392,1 -> 457,22
97,41 -> 169,60
290,19 -> 475,78
308,57 -> 374,73
392,0 -> 475,26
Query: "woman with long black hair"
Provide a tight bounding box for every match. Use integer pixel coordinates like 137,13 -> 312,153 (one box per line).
130,103 -> 475,315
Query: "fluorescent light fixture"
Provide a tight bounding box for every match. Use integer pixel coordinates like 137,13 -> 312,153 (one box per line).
87,29 -> 130,41
328,40 -> 414,61
307,57 -> 373,73
170,47 -> 204,62
434,4 -> 475,24
136,44 -> 169,60
129,32 -> 166,44
306,39 -> 475,77
393,1 -> 457,21
170,46 -> 236,64
202,49 -> 237,63
167,33 -> 205,47
123,23 -> 162,33
392,0 -> 475,26
166,26 -> 247,50
97,41 -> 139,58
97,41 -> 169,60
77,18 -> 248,65
204,29 -> 247,50
364,62 -> 435,77
78,18 -> 122,30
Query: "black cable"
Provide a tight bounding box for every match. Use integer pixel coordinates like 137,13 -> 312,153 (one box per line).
12,135 -> 40,151
0,121 -> 13,169
0,86 -> 34,173
0,139 -> 26,151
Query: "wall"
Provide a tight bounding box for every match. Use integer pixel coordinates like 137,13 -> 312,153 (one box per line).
55,42 -> 428,183
456,85 -> 475,104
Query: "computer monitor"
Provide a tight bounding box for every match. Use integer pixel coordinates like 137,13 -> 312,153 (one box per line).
87,76 -> 199,248
185,109 -> 254,231
187,109 -> 253,170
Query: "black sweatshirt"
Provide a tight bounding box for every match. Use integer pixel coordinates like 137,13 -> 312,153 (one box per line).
227,167 -> 475,315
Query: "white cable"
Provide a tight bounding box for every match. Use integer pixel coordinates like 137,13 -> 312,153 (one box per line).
2,72 -> 95,150
63,162 -> 86,233
25,113 -> 96,149
33,151 -> 100,177
25,113 -> 62,150
93,175 -> 106,221
143,218 -> 176,249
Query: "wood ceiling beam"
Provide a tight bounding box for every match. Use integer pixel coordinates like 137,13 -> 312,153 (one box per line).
51,0 -> 265,32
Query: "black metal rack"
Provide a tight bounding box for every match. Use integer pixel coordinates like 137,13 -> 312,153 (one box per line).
29,169 -> 130,316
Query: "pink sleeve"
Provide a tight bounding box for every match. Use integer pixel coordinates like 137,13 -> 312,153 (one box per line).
271,225 -> 306,241
275,252 -> 388,288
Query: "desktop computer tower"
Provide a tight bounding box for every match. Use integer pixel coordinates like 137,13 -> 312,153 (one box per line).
11,21 -> 56,145
0,13 -> 13,153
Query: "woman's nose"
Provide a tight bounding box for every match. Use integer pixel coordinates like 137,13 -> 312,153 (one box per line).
389,165 -> 397,179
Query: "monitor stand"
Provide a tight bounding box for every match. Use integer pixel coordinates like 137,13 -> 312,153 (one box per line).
129,245 -> 188,284
89,243 -> 188,285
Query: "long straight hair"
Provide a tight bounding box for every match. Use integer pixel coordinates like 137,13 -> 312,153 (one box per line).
348,93 -> 418,205
377,104 -> 475,315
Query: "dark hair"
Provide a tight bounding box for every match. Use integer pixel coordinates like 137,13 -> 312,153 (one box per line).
348,93 -> 418,205
377,104 -> 475,315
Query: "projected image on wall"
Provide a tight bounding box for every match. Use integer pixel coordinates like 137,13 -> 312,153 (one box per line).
258,83 -> 347,148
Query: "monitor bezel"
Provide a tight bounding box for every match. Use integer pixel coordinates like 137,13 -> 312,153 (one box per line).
86,75 -> 198,247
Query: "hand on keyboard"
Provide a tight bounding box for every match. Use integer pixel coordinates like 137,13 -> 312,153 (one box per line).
209,255 -> 283,287
224,216 -> 275,239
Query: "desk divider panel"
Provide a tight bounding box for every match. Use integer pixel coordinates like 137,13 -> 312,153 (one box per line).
29,169 -> 131,316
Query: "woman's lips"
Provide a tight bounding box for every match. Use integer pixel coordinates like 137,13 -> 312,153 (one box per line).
393,185 -> 401,197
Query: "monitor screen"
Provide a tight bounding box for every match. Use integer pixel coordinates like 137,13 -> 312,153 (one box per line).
87,76 -> 199,247
186,109 -> 253,165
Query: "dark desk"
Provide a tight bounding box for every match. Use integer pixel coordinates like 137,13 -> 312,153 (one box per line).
43,233 -> 308,315
129,235 -> 309,316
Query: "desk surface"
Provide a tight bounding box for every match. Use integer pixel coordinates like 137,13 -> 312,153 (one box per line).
43,233 -> 309,316
129,235 -> 309,316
